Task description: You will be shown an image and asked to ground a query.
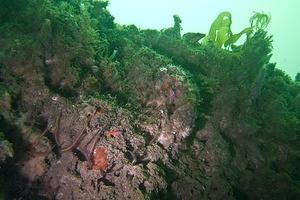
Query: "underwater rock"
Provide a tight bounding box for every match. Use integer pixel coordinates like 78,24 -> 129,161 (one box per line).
0,1 -> 299,199
172,177 -> 204,200
20,155 -> 47,182
19,133 -> 51,182
183,32 -> 206,44
15,98 -> 168,199
132,64 -> 197,151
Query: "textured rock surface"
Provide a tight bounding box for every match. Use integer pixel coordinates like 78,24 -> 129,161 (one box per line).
1,2 -> 300,199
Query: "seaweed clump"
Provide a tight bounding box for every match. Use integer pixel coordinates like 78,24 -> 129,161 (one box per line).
0,132 -> 13,163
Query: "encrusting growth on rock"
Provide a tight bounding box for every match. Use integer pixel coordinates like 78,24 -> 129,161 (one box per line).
92,147 -> 108,171
0,1 -> 299,199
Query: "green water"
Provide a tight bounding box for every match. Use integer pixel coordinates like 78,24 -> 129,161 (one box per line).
108,0 -> 300,78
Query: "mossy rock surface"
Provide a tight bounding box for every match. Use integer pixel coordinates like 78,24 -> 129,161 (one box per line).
0,1 -> 300,199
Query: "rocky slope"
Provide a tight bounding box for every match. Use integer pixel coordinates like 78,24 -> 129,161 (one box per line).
0,1 -> 300,199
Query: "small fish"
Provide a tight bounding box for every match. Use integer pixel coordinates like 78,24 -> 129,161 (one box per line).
105,128 -> 126,137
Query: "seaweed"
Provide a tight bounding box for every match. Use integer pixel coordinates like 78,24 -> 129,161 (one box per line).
250,12 -> 271,32
203,11 -> 270,49
203,11 -> 233,48
0,132 -> 13,163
